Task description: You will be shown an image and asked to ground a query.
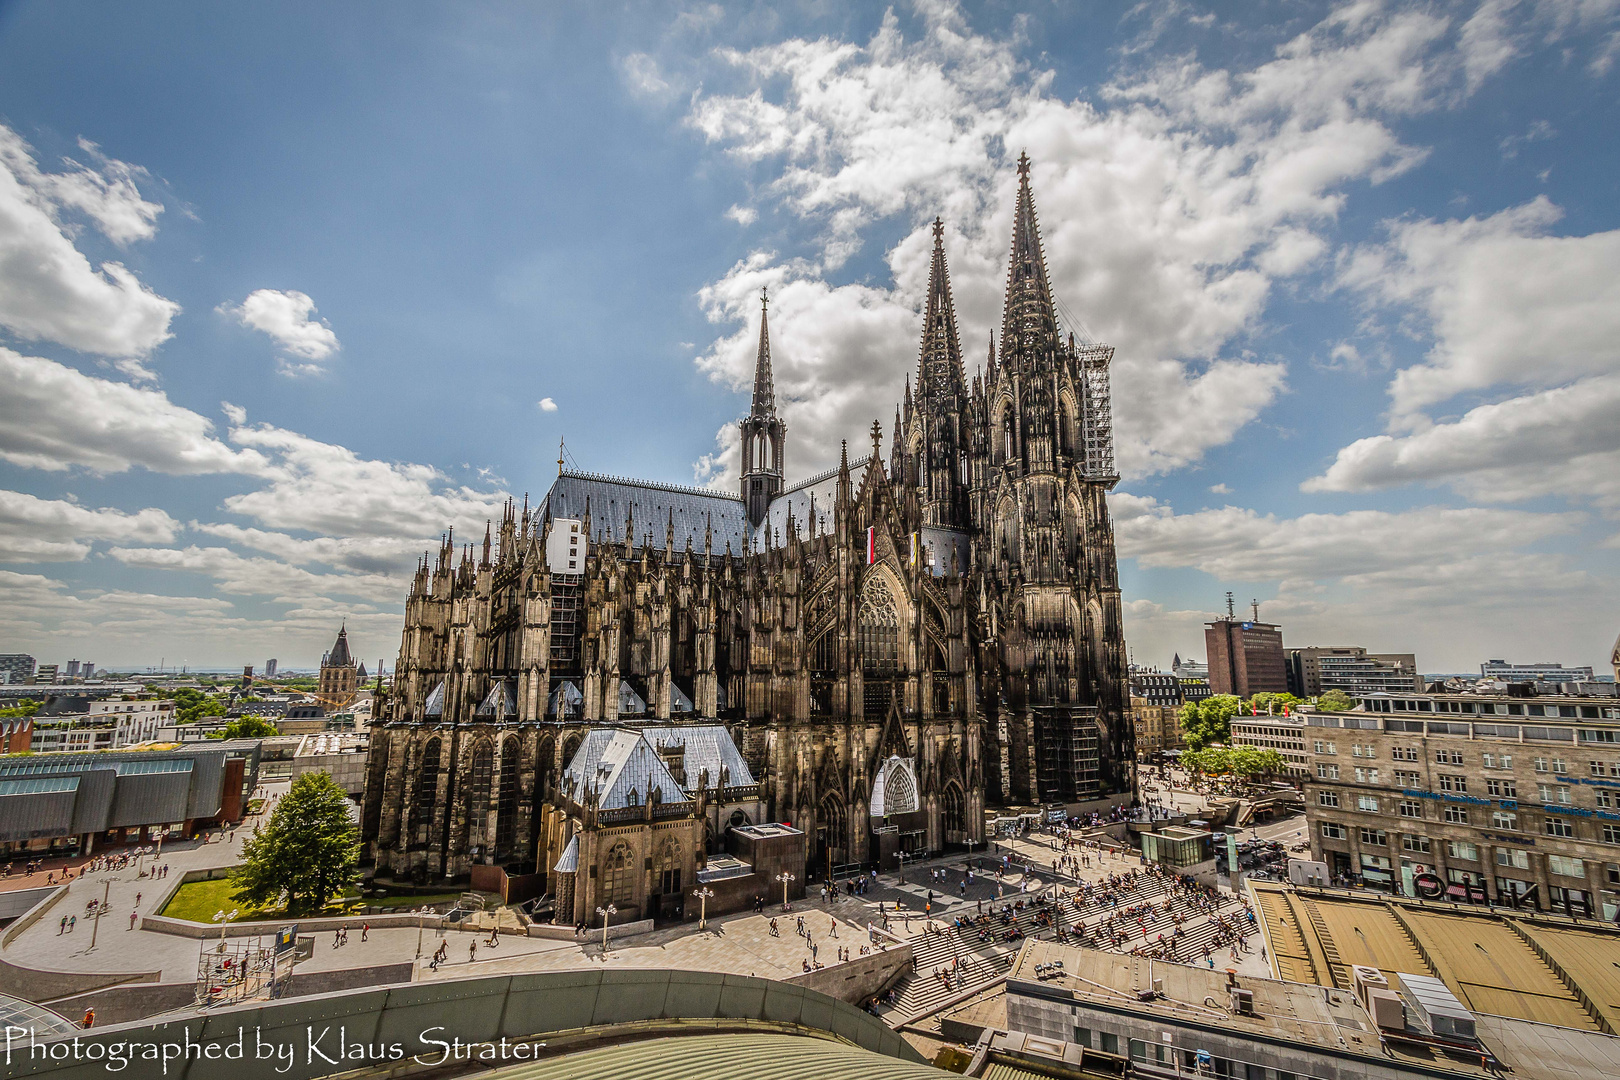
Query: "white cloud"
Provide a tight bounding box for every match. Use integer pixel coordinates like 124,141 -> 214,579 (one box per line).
537,397 -> 558,412
107,544 -> 402,604
725,204 -> 758,226
0,348 -> 266,475
0,490 -> 179,562
678,1 -> 1506,481
1339,197 -> 1620,422
0,124 -> 178,358
221,289 -> 340,373
1113,492 -> 1584,591
220,408 -> 507,546
1304,373 -> 1620,509
1209,483 -> 1230,494
620,52 -> 673,98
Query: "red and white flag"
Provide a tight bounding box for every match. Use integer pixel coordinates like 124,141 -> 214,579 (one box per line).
866,526 -> 877,565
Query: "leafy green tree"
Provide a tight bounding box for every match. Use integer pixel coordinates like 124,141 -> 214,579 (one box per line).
1179,745 -> 1286,779
210,716 -> 280,740
0,700 -> 40,719
1248,691 -> 1302,714
1317,689 -> 1357,712
1179,694 -> 1242,750
166,687 -> 227,724
232,772 -> 359,915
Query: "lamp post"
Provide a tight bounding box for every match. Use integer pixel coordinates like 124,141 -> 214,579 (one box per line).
414,906 -> 426,962
693,886 -> 715,930
213,909 -> 237,948
87,878 -> 110,952
596,904 -> 617,952
776,872 -> 795,911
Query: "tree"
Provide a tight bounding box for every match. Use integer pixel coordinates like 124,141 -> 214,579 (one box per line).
1248,691 -> 1302,715
1317,689 -> 1357,712
210,716 -> 279,740
0,700 -> 39,719
1179,694 -> 1242,750
1180,745 -> 1286,780
232,772 -> 359,915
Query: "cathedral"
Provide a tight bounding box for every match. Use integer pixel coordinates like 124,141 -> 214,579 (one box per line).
362,156 -> 1133,912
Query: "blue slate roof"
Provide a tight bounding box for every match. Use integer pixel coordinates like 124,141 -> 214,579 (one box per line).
560,723 -> 756,809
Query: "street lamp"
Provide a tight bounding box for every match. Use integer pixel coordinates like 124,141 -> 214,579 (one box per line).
87,878 -> 110,952
596,904 -> 617,952
776,872 -> 795,911
693,886 -> 715,930
213,909 -> 237,948
414,906 -> 427,962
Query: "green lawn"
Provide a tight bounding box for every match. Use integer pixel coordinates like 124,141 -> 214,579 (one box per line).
160,877 -> 274,923
162,878 -> 476,922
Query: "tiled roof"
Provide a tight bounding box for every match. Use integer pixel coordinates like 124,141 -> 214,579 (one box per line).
750,456 -> 871,552
560,723 -> 756,809
543,471 -> 749,553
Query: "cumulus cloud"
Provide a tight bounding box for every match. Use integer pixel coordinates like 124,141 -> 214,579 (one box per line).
0,124 -> 178,358
0,348 -> 266,475
219,407 -> 507,547
1113,492 -> 1583,591
0,490 -> 179,562
221,289 -> 340,374
677,1 -> 1506,482
1305,374 -> 1620,508
1111,491 -> 1611,669
537,397 -> 558,412
1340,197 -> 1620,422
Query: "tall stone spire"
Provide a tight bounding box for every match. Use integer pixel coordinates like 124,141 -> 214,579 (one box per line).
751,286 -> 777,417
917,217 -> 966,407
1000,152 -> 1058,368
740,286 -> 787,527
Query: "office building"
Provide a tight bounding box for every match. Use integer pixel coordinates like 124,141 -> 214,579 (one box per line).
0,654 -> 33,685
1205,618 -> 1286,698
27,696 -> 175,752
32,663 -> 57,684
64,660 -> 80,678
1480,659 -> 1595,682
1230,712 -> 1309,777
1004,938 -> 1617,1080
1287,646 -> 1424,697
1304,690 -> 1620,917
1171,652 -> 1208,680
265,658 -> 278,678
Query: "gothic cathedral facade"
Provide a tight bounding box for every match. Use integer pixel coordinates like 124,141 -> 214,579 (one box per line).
362,156 -> 1133,888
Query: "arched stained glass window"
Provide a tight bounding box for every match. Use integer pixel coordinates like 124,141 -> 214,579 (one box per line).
859,576 -> 900,675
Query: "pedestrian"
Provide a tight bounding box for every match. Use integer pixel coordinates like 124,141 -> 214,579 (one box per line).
68,915 -> 75,932
58,916 -> 66,935
361,923 -> 369,942
128,910 -> 137,930
82,1008 -> 95,1029
135,892 -> 142,907
469,940 -> 478,962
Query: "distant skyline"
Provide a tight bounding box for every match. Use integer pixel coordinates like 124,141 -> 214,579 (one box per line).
0,2 -> 1617,671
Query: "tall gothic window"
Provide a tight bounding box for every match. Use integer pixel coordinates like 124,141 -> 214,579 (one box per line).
858,576 -> 900,675
410,738 -> 441,841
466,742 -> 494,848
602,842 -> 635,906
495,736 -> 521,858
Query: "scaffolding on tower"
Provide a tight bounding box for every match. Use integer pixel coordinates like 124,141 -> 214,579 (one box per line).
1077,342 -> 1117,487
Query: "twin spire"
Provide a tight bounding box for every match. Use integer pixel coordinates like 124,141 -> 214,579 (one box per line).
751,286 -> 777,418
999,151 -> 1058,364
917,216 -> 966,408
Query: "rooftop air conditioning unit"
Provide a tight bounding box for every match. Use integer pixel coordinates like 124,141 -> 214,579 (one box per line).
1229,988 -> 1255,1016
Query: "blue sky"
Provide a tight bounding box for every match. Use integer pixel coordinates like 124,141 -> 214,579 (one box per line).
0,0 -> 1617,673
